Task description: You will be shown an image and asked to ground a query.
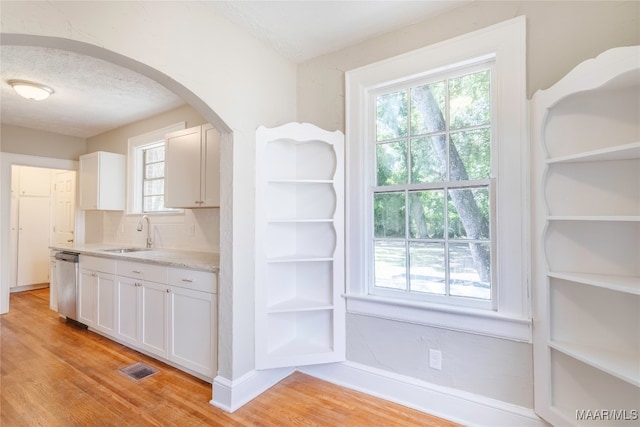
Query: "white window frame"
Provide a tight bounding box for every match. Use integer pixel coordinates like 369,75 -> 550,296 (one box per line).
345,17 -> 531,342
127,122 -> 185,215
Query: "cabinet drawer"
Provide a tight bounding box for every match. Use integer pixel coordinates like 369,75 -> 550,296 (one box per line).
168,267 -> 217,294
80,255 -> 116,274
117,260 -> 167,283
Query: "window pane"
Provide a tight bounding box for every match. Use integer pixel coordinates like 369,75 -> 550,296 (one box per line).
410,136 -> 446,183
449,242 -> 491,300
374,192 -> 406,238
144,179 -> 164,196
143,195 -> 165,212
409,190 -> 444,239
376,141 -> 408,186
447,187 -> 490,240
410,81 -> 446,135
449,70 -> 490,129
374,240 -> 406,290
449,128 -> 490,181
145,145 -> 165,163
409,242 -> 445,295
145,162 -> 164,179
376,90 -> 408,141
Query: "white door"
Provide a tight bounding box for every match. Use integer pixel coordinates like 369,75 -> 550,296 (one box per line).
140,281 -> 168,358
16,197 -> 51,286
53,170 -> 76,246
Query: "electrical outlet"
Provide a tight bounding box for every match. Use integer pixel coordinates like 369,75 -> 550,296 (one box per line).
429,349 -> 442,370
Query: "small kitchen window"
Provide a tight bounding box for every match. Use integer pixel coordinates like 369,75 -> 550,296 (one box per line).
127,122 -> 185,214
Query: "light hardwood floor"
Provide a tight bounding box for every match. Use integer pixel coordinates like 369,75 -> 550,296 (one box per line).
1,288 -> 460,426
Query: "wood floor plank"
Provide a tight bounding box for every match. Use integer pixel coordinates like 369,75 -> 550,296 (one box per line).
1,289 -> 460,426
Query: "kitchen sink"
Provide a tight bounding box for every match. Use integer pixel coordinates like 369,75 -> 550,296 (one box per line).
100,247 -> 151,253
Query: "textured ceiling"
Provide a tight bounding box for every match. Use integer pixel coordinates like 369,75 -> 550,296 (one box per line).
0,1 -> 469,138
1,46 -> 185,138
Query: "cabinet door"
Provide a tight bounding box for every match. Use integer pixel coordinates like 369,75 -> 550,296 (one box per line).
168,286 -> 216,378
140,281 -> 168,358
165,126 -> 202,208
16,197 -> 52,287
78,269 -> 97,327
201,125 -> 220,207
95,272 -> 116,336
79,153 -> 98,210
116,276 -> 140,346
49,258 -> 58,311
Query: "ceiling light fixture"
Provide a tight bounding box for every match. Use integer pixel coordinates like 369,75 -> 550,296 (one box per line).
8,79 -> 54,101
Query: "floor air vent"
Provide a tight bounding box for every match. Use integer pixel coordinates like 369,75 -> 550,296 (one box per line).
120,362 -> 158,381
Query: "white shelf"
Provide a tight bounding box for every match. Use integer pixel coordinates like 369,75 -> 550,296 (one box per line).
549,340 -> 640,387
268,179 -> 334,184
268,297 -> 333,313
268,219 -> 334,224
255,122 -> 345,370
267,255 -> 334,263
548,271 -> 640,295
267,336 -> 334,358
547,215 -> 640,222
547,141 -> 640,164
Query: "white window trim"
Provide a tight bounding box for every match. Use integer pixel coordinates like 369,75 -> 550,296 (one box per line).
345,17 -> 531,342
127,122 -> 185,215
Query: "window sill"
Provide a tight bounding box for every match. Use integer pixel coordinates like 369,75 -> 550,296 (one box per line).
344,293 -> 531,343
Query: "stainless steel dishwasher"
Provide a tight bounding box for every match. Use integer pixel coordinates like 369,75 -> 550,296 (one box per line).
54,251 -> 80,323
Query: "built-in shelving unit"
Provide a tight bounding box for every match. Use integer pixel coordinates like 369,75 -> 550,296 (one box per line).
255,122 -> 345,369
532,46 -> 640,425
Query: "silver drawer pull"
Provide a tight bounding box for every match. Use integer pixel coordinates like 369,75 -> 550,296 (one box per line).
181,279 -> 193,283
132,270 -> 142,274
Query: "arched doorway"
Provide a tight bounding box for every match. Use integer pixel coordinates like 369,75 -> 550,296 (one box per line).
0,34 -> 232,322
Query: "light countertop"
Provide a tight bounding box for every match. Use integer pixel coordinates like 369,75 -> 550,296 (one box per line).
50,243 -> 219,273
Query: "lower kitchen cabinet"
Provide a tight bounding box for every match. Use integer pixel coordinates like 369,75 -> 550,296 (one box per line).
115,276 -> 168,359
78,256 -> 116,335
79,269 -> 116,333
168,285 -> 217,378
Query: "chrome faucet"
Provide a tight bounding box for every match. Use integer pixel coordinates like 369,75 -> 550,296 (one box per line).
137,215 -> 153,248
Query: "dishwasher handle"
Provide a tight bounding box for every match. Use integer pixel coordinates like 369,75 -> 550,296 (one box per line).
54,251 -> 79,262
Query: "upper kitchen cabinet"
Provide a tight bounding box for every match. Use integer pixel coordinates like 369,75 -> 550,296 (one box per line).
79,151 -> 126,211
165,124 -> 221,208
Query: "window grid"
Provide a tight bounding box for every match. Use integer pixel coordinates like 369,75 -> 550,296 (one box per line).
371,66 -> 494,307
141,143 -> 170,213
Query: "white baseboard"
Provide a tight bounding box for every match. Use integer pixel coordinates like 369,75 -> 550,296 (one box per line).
298,361 -> 546,427
211,367 -> 294,412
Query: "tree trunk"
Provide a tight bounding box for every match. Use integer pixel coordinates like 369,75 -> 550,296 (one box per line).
412,88 -> 490,283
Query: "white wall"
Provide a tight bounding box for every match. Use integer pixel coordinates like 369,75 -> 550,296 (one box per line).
1,124 -> 86,159
296,0 -> 640,409
0,1 -> 297,393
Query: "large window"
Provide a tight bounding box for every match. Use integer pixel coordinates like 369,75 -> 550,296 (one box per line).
372,64 -> 494,309
345,17 -> 530,341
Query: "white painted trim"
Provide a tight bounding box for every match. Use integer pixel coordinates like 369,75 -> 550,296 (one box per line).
345,16 -> 530,336
346,293 -> 532,342
126,121 -> 185,214
0,153 -> 79,314
299,361 -> 545,427
210,367 -> 294,413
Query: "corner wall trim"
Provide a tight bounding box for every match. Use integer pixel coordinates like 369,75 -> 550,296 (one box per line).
298,361 -> 546,427
210,367 -> 294,413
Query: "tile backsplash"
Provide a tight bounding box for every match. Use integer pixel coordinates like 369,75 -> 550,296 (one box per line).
98,208 -> 219,252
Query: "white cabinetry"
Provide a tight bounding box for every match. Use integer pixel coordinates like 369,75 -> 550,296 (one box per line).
116,261 -> 169,358
255,122 -> 345,369
79,255 -> 116,335
114,259 -> 217,379
167,267 -> 217,378
532,46 -> 640,425
165,124 -> 220,208
79,151 -> 125,210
